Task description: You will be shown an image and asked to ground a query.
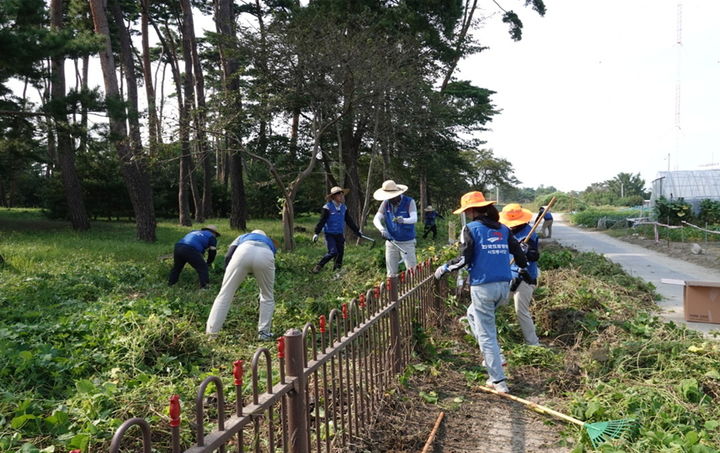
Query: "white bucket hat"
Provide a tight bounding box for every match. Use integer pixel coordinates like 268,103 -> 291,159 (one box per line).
251,229 -> 266,236
373,180 -> 408,201
424,205 -> 434,212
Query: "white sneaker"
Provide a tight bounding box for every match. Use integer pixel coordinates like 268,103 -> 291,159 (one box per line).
486,378 -> 510,393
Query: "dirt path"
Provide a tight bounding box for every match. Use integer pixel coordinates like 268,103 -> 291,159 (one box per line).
359,326 -> 571,453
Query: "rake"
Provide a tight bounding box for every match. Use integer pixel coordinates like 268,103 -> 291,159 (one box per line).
478,385 -> 638,447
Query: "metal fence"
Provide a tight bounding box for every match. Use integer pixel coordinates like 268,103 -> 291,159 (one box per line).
109,258 -> 447,452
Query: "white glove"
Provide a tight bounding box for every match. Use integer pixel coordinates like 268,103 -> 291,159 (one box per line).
312,234 -> 319,243
394,216 -> 405,224
381,229 -> 392,240
434,264 -> 448,280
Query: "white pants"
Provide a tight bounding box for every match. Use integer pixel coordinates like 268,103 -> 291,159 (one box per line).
385,239 -> 417,276
206,242 -> 275,335
510,281 -> 540,345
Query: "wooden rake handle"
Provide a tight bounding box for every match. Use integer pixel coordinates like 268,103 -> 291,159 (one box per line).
510,196 -> 557,266
478,385 -> 585,427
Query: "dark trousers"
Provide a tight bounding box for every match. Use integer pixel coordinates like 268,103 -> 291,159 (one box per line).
168,243 -> 209,287
423,224 -> 437,239
317,233 -> 345,270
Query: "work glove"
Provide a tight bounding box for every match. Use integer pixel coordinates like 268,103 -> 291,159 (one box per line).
434,264 -> 449,280
312,234 -> 319,243
519,242 -> 529,254
393,216 -> 405,224
381,229 -> 392,240
510,277 -> 521,292
518,268 -> 531,283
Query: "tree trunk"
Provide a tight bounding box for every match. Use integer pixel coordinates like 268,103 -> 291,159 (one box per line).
229,152 -> 247,230
50,0 -> 90,231
419,170 -> 428,212
180,0 -> 212,220
89,0 -> 156,242
139,0 -> 160,150
215,0 -> 246,230
179,155 -> 192,226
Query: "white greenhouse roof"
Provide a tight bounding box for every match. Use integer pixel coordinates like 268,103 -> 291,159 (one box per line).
652,170 -> 720,200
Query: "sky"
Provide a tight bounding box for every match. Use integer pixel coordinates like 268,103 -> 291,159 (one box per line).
458,0 -> 720,192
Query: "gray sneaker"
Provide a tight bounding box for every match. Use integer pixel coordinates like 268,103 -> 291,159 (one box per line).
257,331 -> 275,341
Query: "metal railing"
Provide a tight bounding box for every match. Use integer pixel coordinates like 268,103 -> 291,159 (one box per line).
109,258 -> 447,452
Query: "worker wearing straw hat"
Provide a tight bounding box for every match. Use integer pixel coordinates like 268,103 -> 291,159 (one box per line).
168,224 -> 221,289
500,203 -> 542,346
434,192 -> 528,393
372,179 -> 418,276
311,186 -> 363,274
206,229 -> 277,340
422,205 -> 444,240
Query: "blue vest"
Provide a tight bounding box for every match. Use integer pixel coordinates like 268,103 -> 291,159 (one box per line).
466,221 -> 513,285
384,195 -> 415,241
323,202 -> 346,235
543,211 -> 553,220
510,223 -> 539,280
424,211 -> 439,226
176,230 -> 217,253
231,233 -> 277,255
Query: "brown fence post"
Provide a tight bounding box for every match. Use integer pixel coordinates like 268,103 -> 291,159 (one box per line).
388,275 -> 402,373
284,328 -> 309,453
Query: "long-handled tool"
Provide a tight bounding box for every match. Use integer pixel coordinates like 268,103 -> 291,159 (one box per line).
388,239 -> 408,255
478,385 -> 638,448
359,234 -> 376,249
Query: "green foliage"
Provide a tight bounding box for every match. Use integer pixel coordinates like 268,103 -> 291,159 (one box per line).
698,199 -> 720,225
571,208 -> 642,228
654,196 -> 692,226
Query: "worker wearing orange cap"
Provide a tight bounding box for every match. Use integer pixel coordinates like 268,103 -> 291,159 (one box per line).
434,192 -> 528,394
500,203 -> 542,346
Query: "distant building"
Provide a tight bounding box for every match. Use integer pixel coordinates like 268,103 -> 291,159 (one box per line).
651,169 -> 720,213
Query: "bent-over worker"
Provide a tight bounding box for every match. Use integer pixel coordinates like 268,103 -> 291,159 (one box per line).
434,192 -> 528,394
206,230 -> 277,341
372,179 -> 418,276
168,225 -> 221,289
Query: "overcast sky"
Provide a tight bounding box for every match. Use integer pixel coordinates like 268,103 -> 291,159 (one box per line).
459,0 -> 720,192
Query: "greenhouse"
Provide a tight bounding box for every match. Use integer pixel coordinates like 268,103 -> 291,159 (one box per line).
651,169 -> 720,212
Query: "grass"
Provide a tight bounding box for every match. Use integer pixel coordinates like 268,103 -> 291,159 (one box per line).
0,208 -> 449,452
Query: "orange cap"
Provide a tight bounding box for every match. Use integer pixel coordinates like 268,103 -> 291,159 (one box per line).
452,191 -> 495,214
499,203 -> 533,227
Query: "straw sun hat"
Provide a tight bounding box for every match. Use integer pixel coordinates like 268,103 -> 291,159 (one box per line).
326,186 -> 350,200
452,191 -> 496,214
424,205 -> 435,212
499,203 -> 533,227
202,224 -> 221,236
373,180 -> 408,201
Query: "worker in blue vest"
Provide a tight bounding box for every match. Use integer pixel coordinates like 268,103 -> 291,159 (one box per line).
422,205 -> 444,240
168,224 -> 220,289
500,203 -> 542,346
538,206 -> 554,238
311,186 -> 363,274
434,192 -> 528,393
206,230 -> 277,340
372,179 -> 418,276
